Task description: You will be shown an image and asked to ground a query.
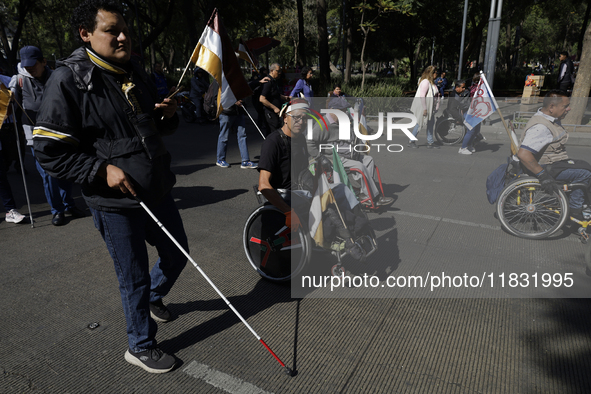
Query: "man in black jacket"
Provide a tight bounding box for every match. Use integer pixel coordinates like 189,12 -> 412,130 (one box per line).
33,0 -> 186,373
557,51 -> 575,93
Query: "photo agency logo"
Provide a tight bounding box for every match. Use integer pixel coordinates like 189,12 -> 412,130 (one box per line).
305,107 -> 418,154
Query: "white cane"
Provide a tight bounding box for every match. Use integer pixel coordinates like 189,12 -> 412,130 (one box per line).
11,103 -> 34,227
241,105 -> 265,140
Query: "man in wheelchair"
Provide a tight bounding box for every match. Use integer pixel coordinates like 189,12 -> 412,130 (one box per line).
306,96 -> 393,207
257,98 -> 311,231
514,90 -> 591,221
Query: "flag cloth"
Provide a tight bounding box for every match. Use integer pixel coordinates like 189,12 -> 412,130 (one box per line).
308,173 -> 336,248
189,8 -> 252,118
464,75 -> 497,131
308,172 -> 359,248
331,147 -> 353,193
0,83 -> 12,125
236,38 -> 259,72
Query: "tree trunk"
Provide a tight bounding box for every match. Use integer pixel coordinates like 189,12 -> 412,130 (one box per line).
317,0 -> 330,82
297,0 -> 306,66
564,21 -> 591,126
344,5 -> 353,83
577,2 -> 591,61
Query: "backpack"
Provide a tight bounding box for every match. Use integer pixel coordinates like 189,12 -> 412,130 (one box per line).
486,157 -> 522,204
203,80 -> 219,120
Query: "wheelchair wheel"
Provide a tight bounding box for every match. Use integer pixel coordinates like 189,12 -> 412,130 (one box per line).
435,119 -> 465,145
243,204 -> 312,282
496,177 -> 569,239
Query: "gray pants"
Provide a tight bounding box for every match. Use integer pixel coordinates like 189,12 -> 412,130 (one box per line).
340,155 -> 379,198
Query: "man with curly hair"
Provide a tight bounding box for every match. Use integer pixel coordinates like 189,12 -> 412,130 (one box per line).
33,0 -> 186,373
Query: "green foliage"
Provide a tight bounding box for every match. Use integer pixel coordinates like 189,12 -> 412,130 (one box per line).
318,73 -> 406,97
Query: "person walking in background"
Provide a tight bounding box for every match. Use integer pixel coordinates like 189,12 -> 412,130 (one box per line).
260,63 -> 289,133
461,73 -> 485,153
289,67 -> 314,99
0,74 -> 26,224
10,46 -> 85,226
557,51 -> 575,93
151,62 -> 169,101
409,65 -> 440,149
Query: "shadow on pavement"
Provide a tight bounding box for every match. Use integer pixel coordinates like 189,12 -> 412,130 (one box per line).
172,185 -> 248,210
523,298 -> 591,393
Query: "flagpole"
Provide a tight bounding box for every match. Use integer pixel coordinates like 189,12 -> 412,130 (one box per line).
166,57 -> 195,100
11,103 -> 34,227
480,71 -> 518,155
241,105 -> 265,140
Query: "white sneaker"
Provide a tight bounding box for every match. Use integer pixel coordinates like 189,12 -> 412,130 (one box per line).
5,209 -> 25,224
458,148 -> 472,155
468,146 -> 476,153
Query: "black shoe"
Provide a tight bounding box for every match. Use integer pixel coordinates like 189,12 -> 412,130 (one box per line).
65,206 -> 86,218
150,299 -> 173,323
570,208 -> 585,222
377,196 -> 394,206
427,143 -> 440,149
410,141 -> 418,149
124,348 -> 176,373
52,212 -> 65,226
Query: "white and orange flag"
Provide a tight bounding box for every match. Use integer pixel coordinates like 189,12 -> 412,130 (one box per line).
0,84 -> 12,125
236,38 -> 259,72
190,8 -> 252,119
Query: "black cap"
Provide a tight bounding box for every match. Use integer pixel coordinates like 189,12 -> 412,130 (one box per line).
20,46 -> 43,68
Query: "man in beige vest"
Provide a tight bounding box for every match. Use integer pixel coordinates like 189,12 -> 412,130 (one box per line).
516,90 -> 591,220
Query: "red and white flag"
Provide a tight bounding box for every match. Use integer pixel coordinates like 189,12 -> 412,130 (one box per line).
190,8 -> 252,118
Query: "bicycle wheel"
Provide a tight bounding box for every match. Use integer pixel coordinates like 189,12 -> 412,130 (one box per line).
496,177 -> 569,239
435,119 -> 465,145
243,204 -> 312,282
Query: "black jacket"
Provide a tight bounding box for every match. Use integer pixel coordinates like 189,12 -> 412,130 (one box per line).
33,47 -> 179,211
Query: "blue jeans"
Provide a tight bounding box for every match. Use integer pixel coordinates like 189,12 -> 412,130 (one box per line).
217,113 -> 250,162
411,115 -> 435,144
90,193 -> 188,352
461,123 -> 481,149
0,149 -> 17,212
31,147 -> 75,215
555,168 -> 591,209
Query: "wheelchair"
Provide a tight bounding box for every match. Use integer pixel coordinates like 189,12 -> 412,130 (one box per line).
434,110 -> 466,145
496,176 -> 591,241
243,187 -> 378,282
346,165 -> 388,210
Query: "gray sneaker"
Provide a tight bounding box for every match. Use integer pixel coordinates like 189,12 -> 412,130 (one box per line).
125,348 -> 176,373
5,209 -> 25,224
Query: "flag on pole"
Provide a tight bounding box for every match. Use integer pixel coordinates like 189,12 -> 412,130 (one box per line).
331,147 -> 353,193
464,75 -> 497,131
308,173 -> 336,248
0,83 -> 12,125
236,38 -> 259,72
308,170 -> 359,248
189,8 -> 252,119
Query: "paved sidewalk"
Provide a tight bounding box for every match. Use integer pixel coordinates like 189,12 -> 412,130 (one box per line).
1,113 -> 591,393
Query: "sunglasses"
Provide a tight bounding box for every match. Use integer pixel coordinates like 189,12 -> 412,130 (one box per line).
287,114 -> 307,123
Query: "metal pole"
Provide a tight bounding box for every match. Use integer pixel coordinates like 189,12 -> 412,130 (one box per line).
458,0 -> 469,80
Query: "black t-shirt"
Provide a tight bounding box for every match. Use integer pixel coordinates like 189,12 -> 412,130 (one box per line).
258,129 -> 308,190
260,77 -> 283,111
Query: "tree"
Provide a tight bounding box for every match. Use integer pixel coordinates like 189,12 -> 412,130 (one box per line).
354,0 -> 397,90
564,19 -> 591,126
317,0 -> 330,81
